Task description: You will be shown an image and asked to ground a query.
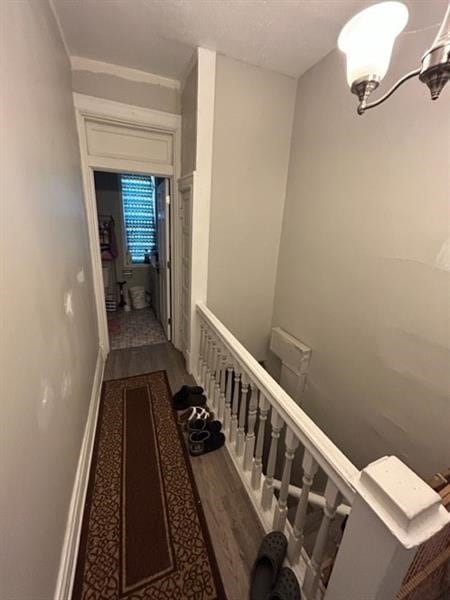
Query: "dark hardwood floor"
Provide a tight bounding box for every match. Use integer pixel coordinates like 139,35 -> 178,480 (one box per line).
104,342 -> 265,600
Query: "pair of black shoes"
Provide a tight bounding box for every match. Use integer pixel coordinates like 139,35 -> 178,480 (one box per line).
173,385 -> 226,456
250,532 -> 301,600
172,384 -> 206,411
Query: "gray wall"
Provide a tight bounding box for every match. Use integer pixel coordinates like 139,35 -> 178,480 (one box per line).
181,62 -> 198,176
72,69 -> 180,113
271,28 -> 450,478
207,55 -> 296,360
0,2 -> 98,597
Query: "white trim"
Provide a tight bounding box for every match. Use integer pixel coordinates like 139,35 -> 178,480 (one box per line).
73,94 -> 182,353
71,57 -> 180,90
171,121 -> 182,350
178,173 -> 195,367
54,348 -> 105,600
74,111 -> 110,357
187,48 -> 216,373
73,93 -> 181,130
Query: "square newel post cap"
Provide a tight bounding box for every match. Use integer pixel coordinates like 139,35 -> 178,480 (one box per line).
357,456 -> 450,548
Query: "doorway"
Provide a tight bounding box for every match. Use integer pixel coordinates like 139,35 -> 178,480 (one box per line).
94,170 -> 172,351
73,93 -> 182,357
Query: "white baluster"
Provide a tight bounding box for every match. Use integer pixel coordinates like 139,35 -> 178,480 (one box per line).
208,341 -> 217,407
230,370 -> 240,444
224,366 -> 233,434
287,449 -> 319,564
214,347 -> 222,414
261,409 -> 284,512
251,394 -> 269,490
244,384 -> 258,471
198,324 -> 205,384
204,334 -> 212,391
303,479 -> 342,598
273,427 -> 299,532
218,353 -> 227,422
236,375 -> 249,457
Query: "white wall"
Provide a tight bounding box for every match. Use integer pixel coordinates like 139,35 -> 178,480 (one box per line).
271,27 -> 450,478
0,2 -> 98,597
72,65 -> 180,114
207,55 -> 296,360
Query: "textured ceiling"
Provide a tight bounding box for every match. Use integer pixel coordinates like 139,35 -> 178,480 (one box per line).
52,0 -> 448,80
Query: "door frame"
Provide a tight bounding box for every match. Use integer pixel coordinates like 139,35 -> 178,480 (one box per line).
155,177 -> 172,340
73,93 -> 182,358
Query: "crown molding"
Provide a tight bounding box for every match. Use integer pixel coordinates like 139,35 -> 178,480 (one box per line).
70,57 -> 180,91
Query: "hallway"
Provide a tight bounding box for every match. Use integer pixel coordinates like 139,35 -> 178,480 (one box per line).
4,2 -> 450,599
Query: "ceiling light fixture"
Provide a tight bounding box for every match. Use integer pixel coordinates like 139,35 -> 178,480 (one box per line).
338,1 -> 450,114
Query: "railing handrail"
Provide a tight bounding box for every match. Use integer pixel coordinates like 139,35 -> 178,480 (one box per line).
197,302 -> 360,502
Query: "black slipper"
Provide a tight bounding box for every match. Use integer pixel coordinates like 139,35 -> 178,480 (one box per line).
189,430 -> 210,456
250,532 -> 287,600
173,393 -> 207,411
203,430 -> 225,454
173,385 -> 204,404
267,567 -> 301,600
206,420 -> 222,434
188,418 -> 222,434
188,430 -> 225,456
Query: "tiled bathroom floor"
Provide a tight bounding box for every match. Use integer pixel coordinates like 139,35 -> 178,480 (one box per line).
107,307 -> 166,350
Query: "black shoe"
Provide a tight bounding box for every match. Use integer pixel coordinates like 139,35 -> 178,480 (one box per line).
250,532 -> 287,600
267,567 -> 301,600
188,430 -> 225,456
188,418 -> 222,434
173,393 -> 207,411
173,384 -> 204,404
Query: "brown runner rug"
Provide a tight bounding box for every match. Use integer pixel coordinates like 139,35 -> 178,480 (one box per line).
73,371 -> 226,600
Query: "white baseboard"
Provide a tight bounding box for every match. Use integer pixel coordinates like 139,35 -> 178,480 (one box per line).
54,347 -> 105,600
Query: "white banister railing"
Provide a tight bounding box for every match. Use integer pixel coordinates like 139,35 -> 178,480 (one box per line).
194,302 -> 450,600
196,302 -> 359,500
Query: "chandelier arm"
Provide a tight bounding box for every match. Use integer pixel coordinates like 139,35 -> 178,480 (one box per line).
358,68 -> 421,114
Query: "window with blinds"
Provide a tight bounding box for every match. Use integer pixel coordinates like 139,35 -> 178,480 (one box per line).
121,174 -> 156,264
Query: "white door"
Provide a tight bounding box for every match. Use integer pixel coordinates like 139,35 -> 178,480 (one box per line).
156,178 -> 172,340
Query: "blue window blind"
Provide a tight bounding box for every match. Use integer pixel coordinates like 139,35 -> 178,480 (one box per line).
121,174 -> 156,263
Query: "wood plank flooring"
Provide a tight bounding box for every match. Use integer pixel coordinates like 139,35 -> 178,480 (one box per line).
104,342 -> 264,600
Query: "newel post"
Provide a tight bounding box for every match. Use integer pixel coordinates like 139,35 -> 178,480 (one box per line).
325,456 -> 450,600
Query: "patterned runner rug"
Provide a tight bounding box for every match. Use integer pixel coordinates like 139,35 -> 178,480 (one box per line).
73,371 -> 226,599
